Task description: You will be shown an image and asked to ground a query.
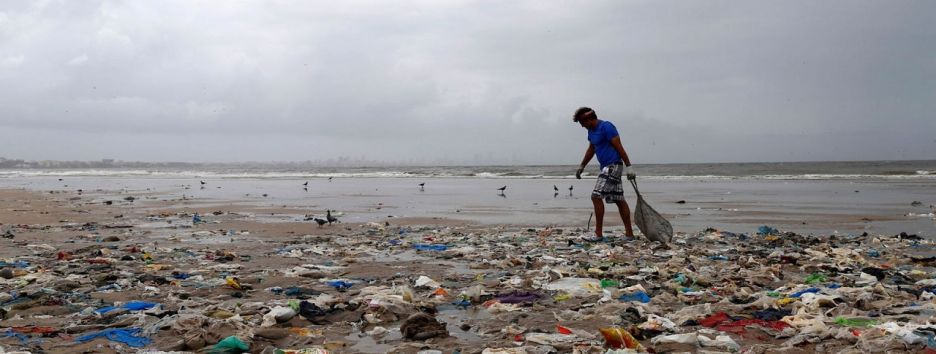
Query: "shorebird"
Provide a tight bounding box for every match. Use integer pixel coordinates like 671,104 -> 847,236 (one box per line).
303,181 -> 309,187
553,185 -> 558,192
497,186 -> 507,192
418,182 -> 425,191
569,185 -> 574,192
313,218 -> 328,227
328,177 -> 333,182
200,181 -> 206,185
326,210 -> 340,224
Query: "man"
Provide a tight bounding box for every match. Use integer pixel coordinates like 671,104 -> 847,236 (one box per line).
573,106 -> 636,239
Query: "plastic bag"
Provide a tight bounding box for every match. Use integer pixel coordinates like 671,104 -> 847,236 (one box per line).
211,336 -> 249,353
629,180 -> 672,244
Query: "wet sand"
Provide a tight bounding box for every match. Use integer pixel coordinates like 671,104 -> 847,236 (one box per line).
0,186 -> 935,353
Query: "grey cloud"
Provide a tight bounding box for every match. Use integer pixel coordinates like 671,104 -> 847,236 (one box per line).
0,0 -> 934,164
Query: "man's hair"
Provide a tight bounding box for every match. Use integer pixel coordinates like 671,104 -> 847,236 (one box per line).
573,107 -> 597,122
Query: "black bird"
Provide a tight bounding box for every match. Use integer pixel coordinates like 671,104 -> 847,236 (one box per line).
497,186 -> 507,192
328,177 -> 333,182
326,210 -> 340,224
303,181 -> 309,186
200,181 -> 206,185
553,185 -> 558,192
569,185 -> 574,192
313,218 -> 328,227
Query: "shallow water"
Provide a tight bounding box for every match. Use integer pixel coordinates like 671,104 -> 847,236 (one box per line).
2,176 -> 934,237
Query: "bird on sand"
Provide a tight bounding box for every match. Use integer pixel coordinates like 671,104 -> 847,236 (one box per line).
569,185 -> 574,192
313,218 -> 328,227
302,181 -> 308,187
326,210 -> 340,224
497,186 -> 507,193
200,181 -> 206,185
328,177 -> 333,182
553,185 -> 558,192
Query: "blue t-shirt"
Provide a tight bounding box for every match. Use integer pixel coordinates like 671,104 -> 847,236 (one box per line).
587,120 -> 622,168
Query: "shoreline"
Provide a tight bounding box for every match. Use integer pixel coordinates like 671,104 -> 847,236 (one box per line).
0,188 -> 934,353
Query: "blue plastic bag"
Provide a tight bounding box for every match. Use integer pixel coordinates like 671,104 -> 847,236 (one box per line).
326,280 -> 353,290
414,244 -> 448,251
619,291 -> 651,303
96,301 -> 158,314
790,287 -> 820,298
75,328 -> 152,348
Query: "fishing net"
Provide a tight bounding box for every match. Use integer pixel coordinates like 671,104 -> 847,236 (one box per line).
630,179 -> 673,244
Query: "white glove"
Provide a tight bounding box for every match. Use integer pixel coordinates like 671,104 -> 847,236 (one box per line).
626,165 -> 636,180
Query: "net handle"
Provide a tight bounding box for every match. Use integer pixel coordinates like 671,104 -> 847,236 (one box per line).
629,178 -> 641,197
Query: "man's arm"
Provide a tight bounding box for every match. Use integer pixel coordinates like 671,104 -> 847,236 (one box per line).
576,144 -> 595,179
610,136 -> 631,166
610,136 -> 636,180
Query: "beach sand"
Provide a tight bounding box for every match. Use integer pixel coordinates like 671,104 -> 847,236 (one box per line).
0,183 -> 934,353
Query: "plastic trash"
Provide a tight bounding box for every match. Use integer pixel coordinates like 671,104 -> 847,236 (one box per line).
495,291 -> 540,304
326,280 -> 353,290
834,317 -> 877,328
262,306 -> 297,327
758,225 -> 779,235
618,291 -> 651,303
790,287 -> 821,298
413,244 -> 448,251
414,275 -> 440,289
651,332 -> 698,345
74,328 -> 152,348
211,336 -> 249,353
599,327 -> 643,350
805,273 -> 827,284
699,334 -> 741,351
274,348 -> 330,354
544,277 -> 602,296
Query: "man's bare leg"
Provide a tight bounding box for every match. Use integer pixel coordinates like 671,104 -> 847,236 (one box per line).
591,197 -> 605,237
615,200 -> 634,237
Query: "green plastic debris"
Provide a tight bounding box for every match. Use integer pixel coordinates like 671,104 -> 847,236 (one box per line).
600,279 -> 620,288
766,291 -> 781,297
834,317 -> 877,328
210,336 -> 249,354
805,273 -> 826,284
553,293 -> 572,302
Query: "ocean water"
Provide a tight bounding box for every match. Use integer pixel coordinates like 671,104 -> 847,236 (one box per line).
1,160 -> 935,180
2,161 -> 934,238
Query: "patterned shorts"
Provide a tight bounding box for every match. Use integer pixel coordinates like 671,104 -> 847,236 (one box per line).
592,163 -> 625,203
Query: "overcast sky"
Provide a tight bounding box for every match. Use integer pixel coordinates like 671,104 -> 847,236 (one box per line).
1,1 -> 934,164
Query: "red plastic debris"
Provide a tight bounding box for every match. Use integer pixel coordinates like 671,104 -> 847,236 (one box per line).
716,319 -> 790,335
699,312 -> 731,327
